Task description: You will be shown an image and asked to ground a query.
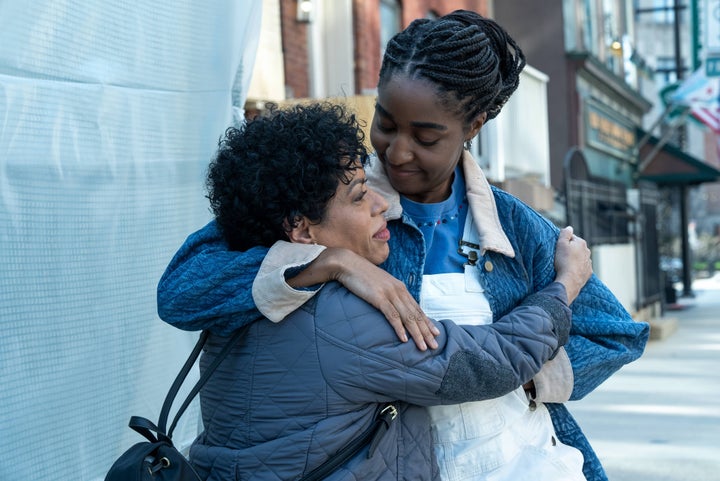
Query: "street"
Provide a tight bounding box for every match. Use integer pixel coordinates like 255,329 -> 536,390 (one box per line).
569,275 -> 720,480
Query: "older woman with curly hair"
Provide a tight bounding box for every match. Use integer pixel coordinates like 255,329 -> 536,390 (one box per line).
166,102 -> 592,481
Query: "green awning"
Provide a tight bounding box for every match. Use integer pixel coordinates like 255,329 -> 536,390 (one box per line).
637,129 -> 720,185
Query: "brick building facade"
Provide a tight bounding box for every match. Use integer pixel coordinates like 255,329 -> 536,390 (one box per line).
280,0 -> 488,99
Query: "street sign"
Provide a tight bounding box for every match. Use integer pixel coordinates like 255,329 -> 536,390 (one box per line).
705,0 -> 720,76
707,0 -> 720,51
706,56 -> 720,77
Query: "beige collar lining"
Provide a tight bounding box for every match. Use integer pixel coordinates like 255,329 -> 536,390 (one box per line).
365,152 -> 515,258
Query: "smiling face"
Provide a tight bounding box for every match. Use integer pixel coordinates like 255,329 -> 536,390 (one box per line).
370,75 -> 484,204
299,165 -> 391,265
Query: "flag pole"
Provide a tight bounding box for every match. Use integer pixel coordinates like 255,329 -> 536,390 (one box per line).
634,104 -> 690,176
636,103 -> 679,152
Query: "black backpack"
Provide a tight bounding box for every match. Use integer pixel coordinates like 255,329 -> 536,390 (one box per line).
104,329 -> 242,481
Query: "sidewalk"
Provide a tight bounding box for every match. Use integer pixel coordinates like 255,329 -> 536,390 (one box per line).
569,275 -> 720,481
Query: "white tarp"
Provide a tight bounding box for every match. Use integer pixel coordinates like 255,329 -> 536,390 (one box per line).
0,1 -> 261,479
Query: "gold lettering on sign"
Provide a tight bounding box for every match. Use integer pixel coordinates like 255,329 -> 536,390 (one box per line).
588,108 -> 635,153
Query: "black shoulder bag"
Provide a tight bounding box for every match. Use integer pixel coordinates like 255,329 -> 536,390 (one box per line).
105,328 -> 397,481
105,328 -> 244,481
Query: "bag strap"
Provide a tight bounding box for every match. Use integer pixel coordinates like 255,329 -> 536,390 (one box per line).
128,415 -> 164,444
156,327 -> 247,441
298,403 -> 398,481
131,325 -> 397,480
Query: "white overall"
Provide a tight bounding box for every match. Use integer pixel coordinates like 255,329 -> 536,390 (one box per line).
422,214 -> 586,481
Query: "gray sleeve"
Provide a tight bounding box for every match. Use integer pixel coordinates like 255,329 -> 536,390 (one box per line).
315,281 -> 571,406
519,281 -> 571,351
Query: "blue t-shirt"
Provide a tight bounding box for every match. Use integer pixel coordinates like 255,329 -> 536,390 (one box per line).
400,168 -> 467,275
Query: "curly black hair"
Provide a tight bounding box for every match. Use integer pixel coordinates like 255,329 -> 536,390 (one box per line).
206,102 -> 369,251
379,9 -> 525,124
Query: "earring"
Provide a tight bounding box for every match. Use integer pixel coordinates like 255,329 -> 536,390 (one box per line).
464,140 -> 472,150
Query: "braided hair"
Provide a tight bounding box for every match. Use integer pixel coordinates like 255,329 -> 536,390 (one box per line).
378,10 -> 525,124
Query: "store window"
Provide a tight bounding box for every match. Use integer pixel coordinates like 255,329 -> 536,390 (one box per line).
579,0 -> 599,56
652,0 -> 675,23
655,55 -> 679,83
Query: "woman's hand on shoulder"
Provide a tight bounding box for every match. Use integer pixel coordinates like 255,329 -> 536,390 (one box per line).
554,226 -> 593,304
320,248 -> 440,350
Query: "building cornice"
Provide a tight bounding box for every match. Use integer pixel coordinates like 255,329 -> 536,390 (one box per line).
567,51 -> 653,113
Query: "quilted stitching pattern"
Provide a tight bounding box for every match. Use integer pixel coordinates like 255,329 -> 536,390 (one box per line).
191,276 -> 565,480
192,295 -> 442,481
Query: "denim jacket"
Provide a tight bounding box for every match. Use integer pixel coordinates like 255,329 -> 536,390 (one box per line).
373,153 -> 649,481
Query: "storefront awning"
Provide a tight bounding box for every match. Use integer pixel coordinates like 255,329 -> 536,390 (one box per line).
636,129 -> 720,185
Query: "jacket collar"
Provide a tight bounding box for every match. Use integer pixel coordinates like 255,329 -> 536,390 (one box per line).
461,151 -> 515,258
366,152 -> 515,258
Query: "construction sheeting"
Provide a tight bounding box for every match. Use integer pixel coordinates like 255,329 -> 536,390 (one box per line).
0,1 -> 261,479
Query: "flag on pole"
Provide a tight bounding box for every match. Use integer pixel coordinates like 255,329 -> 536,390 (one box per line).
669,67 -> 720,133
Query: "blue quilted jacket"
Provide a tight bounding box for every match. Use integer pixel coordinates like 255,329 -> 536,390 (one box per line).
181,279 -> 571,480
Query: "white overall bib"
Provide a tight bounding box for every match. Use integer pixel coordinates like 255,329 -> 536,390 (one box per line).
422,214 -> 586,481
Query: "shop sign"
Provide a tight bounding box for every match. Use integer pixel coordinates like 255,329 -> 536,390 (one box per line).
585,100 -> 636,162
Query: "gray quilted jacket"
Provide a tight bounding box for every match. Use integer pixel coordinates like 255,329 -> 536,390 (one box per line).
189,281 -> 571,480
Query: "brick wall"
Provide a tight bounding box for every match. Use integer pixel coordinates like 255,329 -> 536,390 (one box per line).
281,0 -> 310,98
353,0 -> 488,93
403,0 -> 487,24
353,0 -> 382,94
281,0 -> 488,97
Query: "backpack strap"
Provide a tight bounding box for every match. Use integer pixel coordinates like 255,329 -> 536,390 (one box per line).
136,324 -> 396,480
154,327 -> 248,441
128,415 -> 163,444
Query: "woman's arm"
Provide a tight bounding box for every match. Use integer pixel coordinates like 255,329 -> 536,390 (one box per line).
253,224 -> 593,353
157,222 -> 438,347
315,281 -> 572,406
564,276 -> 650,400
495,190 -> 650,402
157,221 -> 268,334
539,226 -> 649,401
253,241 -> 440,350
522,225 -> 592,403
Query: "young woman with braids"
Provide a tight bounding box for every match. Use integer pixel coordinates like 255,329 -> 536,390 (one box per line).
157,10 -> 649,481
176,102 -> 594,480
